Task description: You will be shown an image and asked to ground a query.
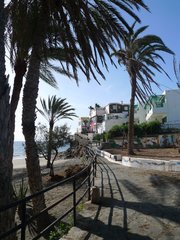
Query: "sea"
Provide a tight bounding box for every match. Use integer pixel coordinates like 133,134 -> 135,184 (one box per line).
13,141 -> 70,160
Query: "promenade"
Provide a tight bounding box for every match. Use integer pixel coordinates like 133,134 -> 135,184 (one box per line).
63,156 -> 180,240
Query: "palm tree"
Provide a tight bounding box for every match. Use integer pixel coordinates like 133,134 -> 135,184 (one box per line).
112,22 -> 174,154
38,95 -> 77,167
0,2 -> 17,239
20,0 -> 148,220
173,57 -> 180,88
5,0 -> 148,233
6,2 -> 81,232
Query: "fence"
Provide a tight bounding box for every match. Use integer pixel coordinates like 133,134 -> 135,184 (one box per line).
0,147 -> 97,240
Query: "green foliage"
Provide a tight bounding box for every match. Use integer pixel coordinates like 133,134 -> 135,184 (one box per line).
108,125 -> 128,139
13,178 -> 28,200
107,121 -> 162,138
38,95 -> 77,123
36,123 -> 70,160
48,202 -> 84,239
77,202 -> 84,213
102,132 -> 108,142
145,120 -> 161,135
134,124 -> 143,137
49,222 -> 71,240
93,133 -> 102,141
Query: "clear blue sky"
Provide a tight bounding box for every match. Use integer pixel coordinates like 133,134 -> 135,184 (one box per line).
6,0 -> 180,140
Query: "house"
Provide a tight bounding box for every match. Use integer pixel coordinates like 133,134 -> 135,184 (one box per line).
78,89 -> 180,135
77,117 -> 90,134
136,89 -> 180,127
89,103 -> 130,133
89,105 -> 105,133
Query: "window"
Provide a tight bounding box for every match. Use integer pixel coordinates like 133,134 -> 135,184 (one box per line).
123,105 -> 129,111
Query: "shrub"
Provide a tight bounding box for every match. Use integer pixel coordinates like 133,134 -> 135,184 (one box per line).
93,133 -> 102,141
107,120 -> 162,139
108,125 -> 123,138
49,222 -> 71,240
145,120 -> 161,135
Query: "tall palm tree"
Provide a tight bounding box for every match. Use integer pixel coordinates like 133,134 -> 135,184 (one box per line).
5,0 -> 148,234
38,95 -> 77,167
21,0 -> 148,222
112,22 -> 174,154
0,2 -> 17,239
6,2 -> 80,232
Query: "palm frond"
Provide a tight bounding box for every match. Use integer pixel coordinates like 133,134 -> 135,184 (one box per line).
112,22 -> 174,100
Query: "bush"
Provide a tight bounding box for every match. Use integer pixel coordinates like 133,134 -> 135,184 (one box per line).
108,125 -> 123,138
107,121 -> 161,139
145,120 -> 161,135
93,133 -> 102,141
49,222 -> 72,240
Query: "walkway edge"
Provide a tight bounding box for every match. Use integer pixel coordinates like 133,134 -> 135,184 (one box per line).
96,148 -> 180,172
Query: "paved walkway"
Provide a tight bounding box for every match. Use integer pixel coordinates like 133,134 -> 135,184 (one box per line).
62,156 -> 180,240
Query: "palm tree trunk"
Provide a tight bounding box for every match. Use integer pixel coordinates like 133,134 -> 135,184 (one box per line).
22,47 -> 49,232
47,122 -> 53,168
127,74 -> 136,155
0,3 -> 17,239
7,59 -> 27,174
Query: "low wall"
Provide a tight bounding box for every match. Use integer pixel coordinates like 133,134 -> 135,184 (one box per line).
96,149 -> 122,162
122,156 -> 180,172
96,149 -> 180,172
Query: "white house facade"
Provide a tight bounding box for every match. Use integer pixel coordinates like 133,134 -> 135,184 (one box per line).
136,89 -> 180,127
78,89 -> 180,134
89,103 -> 130,133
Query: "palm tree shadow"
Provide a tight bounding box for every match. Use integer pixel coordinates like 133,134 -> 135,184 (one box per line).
120,180 -> 180,223
77,194 -> 180,239
77,209 -> 152,240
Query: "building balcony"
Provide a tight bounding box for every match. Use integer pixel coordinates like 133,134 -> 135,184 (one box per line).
146,105 -> 166,122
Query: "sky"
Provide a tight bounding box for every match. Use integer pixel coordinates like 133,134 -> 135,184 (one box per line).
6,0 -> 180,141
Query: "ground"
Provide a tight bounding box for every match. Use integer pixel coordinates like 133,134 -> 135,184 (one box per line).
105,147 -> 180,160
62,157 -> 180,240
12,151 -> 180,239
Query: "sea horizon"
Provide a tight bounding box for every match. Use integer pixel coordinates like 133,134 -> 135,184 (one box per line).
13,141 -> 69,160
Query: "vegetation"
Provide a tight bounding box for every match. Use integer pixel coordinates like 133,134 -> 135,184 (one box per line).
18,2 -> 148,233
107,121 -> 161,139
49,221 -> 72,240
38,95 -> 76,168
0,2 -> 17,238
36,123 -> 70,176
48,202 -> 84,240
112,22 -> 173,154
1,0 -> 149,237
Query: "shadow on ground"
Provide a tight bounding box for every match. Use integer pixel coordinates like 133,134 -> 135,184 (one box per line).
77,212 -> 152,240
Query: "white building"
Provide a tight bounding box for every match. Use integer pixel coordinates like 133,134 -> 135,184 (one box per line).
136,89 -> 180,127
78,89 -> 180,135
89,105 -> 105,133
89,103 -> 130,133
77,117 -> 90,134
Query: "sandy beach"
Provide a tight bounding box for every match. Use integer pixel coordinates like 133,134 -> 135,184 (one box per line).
13,157 -> 50,169
12,156 -> 84,182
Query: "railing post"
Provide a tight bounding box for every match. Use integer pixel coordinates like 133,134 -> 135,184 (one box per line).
73,178 -> 76,226
20,200 -> 27,240
92,160 -> 95,186
94,155 -> 97,177
88,166 -> 91,201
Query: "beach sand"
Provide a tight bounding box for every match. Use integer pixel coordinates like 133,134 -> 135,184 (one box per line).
12,156 -> 83,182
13,157 -> 49,169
